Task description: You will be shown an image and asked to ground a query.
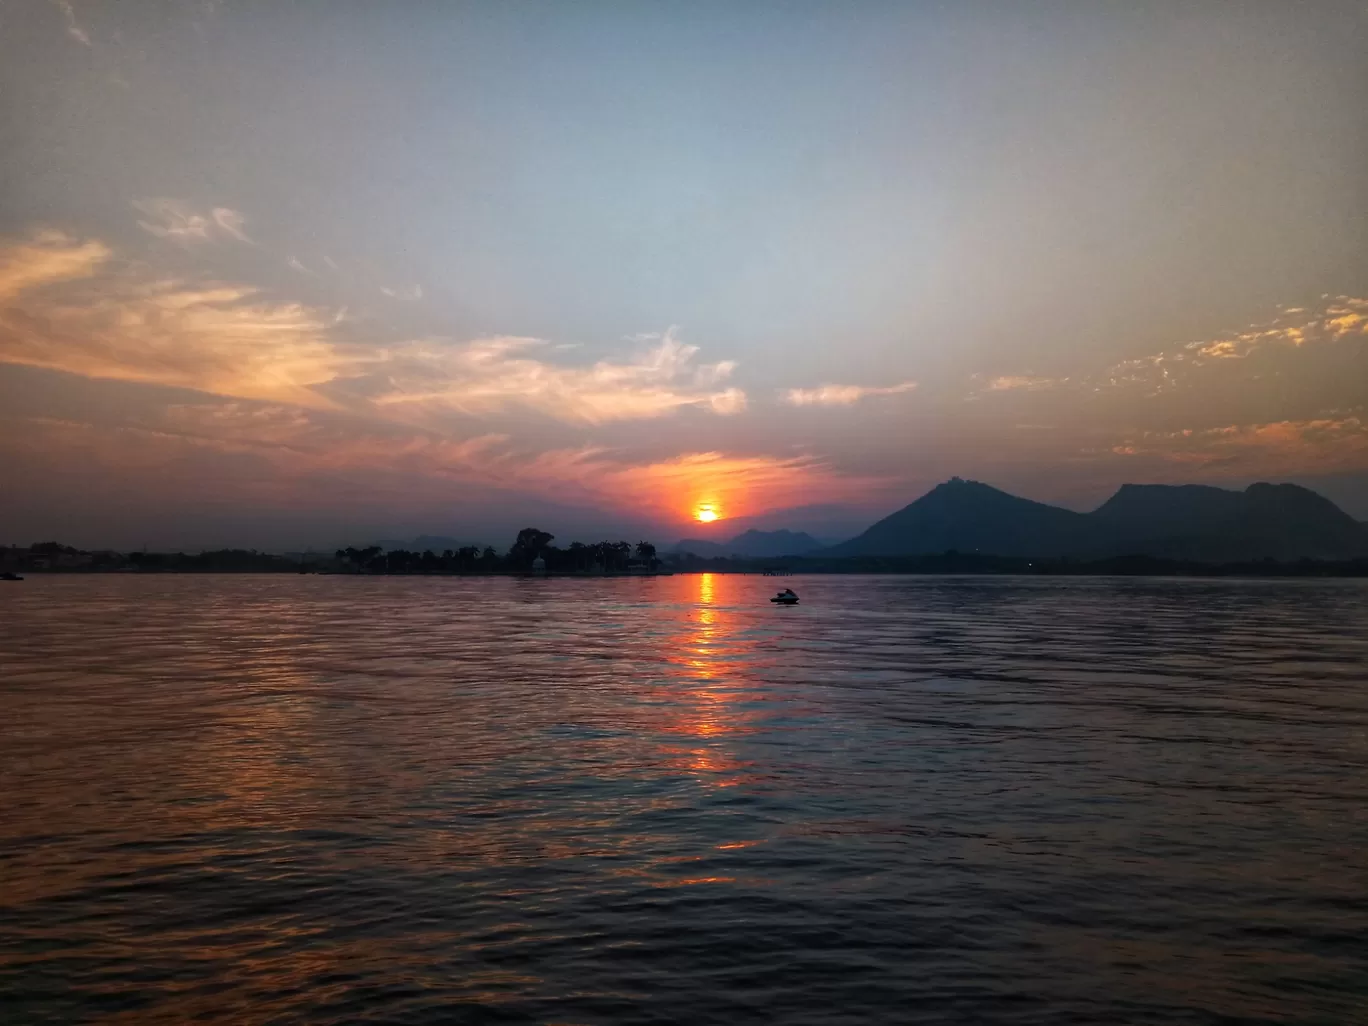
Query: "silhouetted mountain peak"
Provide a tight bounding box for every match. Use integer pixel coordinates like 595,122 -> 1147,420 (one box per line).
825,478 -> 1089,558
728,528 -> 815,544
1243,481 -> 1350,517
1095,481 -> 1364,551
672,528 -> 822,558
1094,483 -> 1244,530
1101,482 -> 1231,504
919,477 -> 1059,511
926,477 -> 1000,498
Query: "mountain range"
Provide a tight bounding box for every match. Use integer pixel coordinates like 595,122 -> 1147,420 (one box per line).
671,528 -> 825,559
823,478 -> 1368,562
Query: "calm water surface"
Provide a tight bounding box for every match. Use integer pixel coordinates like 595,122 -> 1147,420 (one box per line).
2,574 -> 1367,1024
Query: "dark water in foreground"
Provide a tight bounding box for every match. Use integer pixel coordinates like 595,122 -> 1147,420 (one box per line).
2,574 -> 1367,1025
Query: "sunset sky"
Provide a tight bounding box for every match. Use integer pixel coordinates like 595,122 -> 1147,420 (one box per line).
2,1 -> 1366,549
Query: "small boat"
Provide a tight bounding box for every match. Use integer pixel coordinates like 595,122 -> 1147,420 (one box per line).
1,571 -> 23,581
770,588 -> 799,605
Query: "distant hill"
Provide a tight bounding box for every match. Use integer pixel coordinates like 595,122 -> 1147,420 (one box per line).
1093,482 -> 1368,562
824,478 -> 1368,562
825,478 -> 1097,558
673,528 -> 823,559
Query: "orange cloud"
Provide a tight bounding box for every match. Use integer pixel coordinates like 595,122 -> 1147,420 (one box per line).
588,450 -> 876,522
5,402 -> 874,524
0,232 -> 747,424
977,297 -> 1368,400
0,265 -> 353,408
1325,302 -> 1365,338
1101,296 -> 1368,391
1183,298 -> 1365,359
1109,416 -> 1368,476
0,231 -> 110,302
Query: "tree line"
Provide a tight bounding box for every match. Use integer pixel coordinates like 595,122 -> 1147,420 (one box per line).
335,528 -> 658,574
3,528 -> 662,575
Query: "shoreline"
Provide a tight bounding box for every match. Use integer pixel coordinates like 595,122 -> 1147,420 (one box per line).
12,565 -> 1368,579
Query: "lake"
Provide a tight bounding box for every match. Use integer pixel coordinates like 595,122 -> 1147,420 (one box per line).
2,574 -> 1366,1024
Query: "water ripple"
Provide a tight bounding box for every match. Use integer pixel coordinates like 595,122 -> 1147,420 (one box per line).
2,574 -> 1367,1024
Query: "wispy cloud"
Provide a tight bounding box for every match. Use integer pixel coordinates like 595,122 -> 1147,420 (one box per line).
380,284 -> 423,301
1322,299 -> 1367,339
1107,415 -> 1368,475
0,232 -> 360,407
134,199 -> 251,244
1101,296 -> 1368,392
373,329 -> 748,424
782,380 -> 917,406
4,279 -> 352,408
52,0 -> 91,46
972,297 -> 1368,401
0,231 -> 747,425
706,388 -> 747,415
1184,298 -> 1367,359
0,231 -> 109,302
984,375 -> 1058,392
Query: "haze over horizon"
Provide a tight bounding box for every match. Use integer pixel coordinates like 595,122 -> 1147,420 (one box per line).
2,1 -> 1366,550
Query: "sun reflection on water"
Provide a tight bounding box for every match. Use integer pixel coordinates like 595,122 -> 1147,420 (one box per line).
654,572 -> 756,787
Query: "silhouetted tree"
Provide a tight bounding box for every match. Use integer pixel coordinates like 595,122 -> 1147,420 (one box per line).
508,527 -> 554,568
31,541 -> 80,555
567,541 -> 587,571
338,545 -> 382,571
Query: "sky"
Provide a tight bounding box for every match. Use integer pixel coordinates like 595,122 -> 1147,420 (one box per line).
1,0 -> 1366,550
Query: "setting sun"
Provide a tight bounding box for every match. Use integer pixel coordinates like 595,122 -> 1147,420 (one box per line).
695,506 -> 719,523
